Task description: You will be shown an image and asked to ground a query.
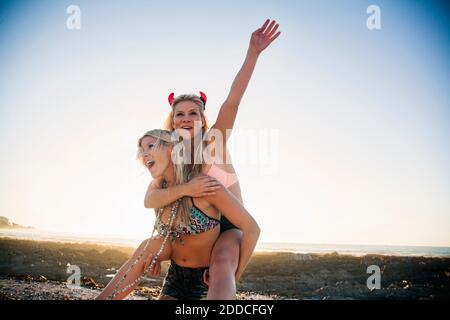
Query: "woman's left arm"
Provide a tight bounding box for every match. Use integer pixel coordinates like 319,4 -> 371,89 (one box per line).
213,19 -> 281,141
205,185 -> 261,282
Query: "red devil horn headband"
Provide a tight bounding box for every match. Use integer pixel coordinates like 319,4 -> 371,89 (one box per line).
199,91 -> 207,106
168,92 -> 175,106
167,92 -> 207,108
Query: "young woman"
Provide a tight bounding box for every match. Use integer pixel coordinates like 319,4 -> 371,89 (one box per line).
143,19 -> 281,299
96,129 -> 260,300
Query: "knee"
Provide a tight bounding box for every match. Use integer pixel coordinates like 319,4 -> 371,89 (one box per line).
210,248 -> 238,272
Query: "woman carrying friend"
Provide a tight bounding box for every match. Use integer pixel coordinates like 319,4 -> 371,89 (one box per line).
97,129 -> 260,300
145,19 -> 280,299
97,19 -> 280,300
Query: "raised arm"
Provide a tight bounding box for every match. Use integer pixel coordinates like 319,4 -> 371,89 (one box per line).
213,19 -> 281,141
144,175 -> 221,209
205,185 -> 261,282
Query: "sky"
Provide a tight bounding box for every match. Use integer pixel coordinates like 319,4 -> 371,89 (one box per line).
0,0 -> 449,247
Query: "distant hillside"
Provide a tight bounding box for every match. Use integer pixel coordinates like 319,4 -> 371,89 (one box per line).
0,216 -> 33,229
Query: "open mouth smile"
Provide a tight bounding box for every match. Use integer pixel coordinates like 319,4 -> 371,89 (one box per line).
146,160 -> 155,169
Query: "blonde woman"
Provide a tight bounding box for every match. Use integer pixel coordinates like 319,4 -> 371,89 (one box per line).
96,130 -> 260,300
144,19 -> 281,299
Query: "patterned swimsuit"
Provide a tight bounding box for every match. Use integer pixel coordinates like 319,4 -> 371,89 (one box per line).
154,197 -> 220,243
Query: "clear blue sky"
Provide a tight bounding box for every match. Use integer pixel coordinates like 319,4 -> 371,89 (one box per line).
1,0 -> 449,246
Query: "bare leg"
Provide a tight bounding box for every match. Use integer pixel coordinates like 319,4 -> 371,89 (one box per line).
96,237 -> 171,300
206,228 -> 242,300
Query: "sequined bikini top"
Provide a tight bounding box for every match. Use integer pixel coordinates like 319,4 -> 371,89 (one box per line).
155,197 -> 220,243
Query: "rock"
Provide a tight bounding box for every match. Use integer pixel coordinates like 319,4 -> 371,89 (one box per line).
16,275 -> 34,282
81,277 -> 100,289
36,275 -> 47,282
400,280 -> 410,289
134,286 -> 160,298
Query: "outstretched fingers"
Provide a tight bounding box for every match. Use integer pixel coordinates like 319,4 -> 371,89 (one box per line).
262,20 -> 276,36
259,18 -> 270,33
267,23 -> 279,39
269,31 -> 281,43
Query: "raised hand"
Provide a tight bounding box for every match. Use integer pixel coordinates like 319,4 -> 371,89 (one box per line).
249,19 -> 281,54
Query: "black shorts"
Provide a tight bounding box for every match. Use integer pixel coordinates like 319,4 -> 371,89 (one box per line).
220,215 -> 239,234
160,260 -> 209,300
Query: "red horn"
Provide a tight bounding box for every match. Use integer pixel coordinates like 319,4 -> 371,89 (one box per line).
168,92 -> 175,106
199,91 -> 207,106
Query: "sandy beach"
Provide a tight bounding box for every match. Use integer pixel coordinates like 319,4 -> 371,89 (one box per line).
1,238 -> 449,300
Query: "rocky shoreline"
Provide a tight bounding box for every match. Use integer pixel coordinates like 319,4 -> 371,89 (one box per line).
1,238 -> 449,300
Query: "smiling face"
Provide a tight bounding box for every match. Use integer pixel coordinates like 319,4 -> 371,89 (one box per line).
139,136 -> 172,179
172,100 -> 206,138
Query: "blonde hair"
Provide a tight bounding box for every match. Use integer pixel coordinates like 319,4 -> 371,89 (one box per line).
136,129 -> 203,227
162,93 -> 209,204
136,129 -> 173,166
163,94 -> 209,132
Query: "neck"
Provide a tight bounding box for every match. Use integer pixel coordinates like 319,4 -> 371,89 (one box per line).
162,167 -> 176,186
